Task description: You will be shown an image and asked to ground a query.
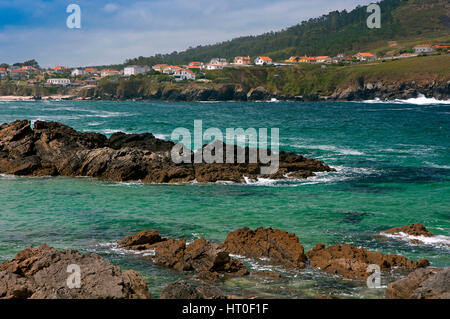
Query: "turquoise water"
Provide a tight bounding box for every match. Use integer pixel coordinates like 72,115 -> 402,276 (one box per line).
0,100 -> 449,298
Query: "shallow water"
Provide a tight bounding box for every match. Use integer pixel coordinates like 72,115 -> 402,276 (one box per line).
0,99 -> 449,298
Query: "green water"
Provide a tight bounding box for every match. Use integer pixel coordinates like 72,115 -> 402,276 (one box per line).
0,100 -> 449,298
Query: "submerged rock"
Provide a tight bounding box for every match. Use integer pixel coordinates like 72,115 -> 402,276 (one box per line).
306,243 -> 430,280
222,227 -> 307,268
0,120 -> 333,183
160,281 -> 227,299
118,231 -> 248,277
386,267 -> 450,299
381,224 -> 434,237
0,244 -> 150,299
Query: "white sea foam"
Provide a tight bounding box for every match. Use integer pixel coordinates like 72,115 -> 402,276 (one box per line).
381,232 -> 450,249
363,94 -> 450,105
424,162 -> 450,169
95,242 -> 155,256
291,144 -> 365,156
154,133 -> 169,140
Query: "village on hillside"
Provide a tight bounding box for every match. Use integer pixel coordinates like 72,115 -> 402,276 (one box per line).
0,44 -> 448,87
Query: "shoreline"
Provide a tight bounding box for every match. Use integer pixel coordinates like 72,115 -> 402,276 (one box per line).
1,94 -> 449,103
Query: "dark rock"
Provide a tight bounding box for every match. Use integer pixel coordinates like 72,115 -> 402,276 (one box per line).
119,232 -> 248,277
0,244 -> 150,299
306,243 -> 430,280
222,227 -> 307,268
381,224 -> 434,237
386,267 -> 450,299
160,281 -> 227,299
118,230 -> 165,250
0,120 -> 333,183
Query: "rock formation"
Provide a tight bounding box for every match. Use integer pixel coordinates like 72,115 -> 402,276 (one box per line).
0,120 -> 334,183
381,223 -> 434,237
386,267 -> 450,299
160,281 -> 227,299
222,227 -> 307,268
119,231 -> 248,277
306,243 -> 430,280
0,244 -> 150,299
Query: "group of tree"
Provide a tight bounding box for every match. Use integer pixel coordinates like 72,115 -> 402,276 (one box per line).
109,0 -> 447,67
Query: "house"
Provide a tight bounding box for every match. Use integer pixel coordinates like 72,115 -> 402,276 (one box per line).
71,68 -> 86,76
234,56 -> 251,65
189,62 -> 203,67
52,66 -> 67,74
204,64 -> 224,70
254,56 -> 273,65
124,65 -> 150,76
163,66 -> 182,74
332,54 -> 350,63
354,52 -> 376,61
9,70 -> 29,80
101,69 -> 120,77
0,68 -> 7,80
413,44 -> 434,54
398,52 -> 419,58
432,45 -> 450,50
152,64 -> 168,72
20,66 -> 38,73
85,68 -> 99,75
172,69 -> 196,81
285,56 -> 300,63
315,56 -> 332,63
47,78 -> 71,86
209,58 -> 227,66
297,56 -> 316,63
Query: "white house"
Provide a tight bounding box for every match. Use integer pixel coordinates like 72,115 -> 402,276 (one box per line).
124,65 -> 150,76
0,68 -> 7,80
172,69 -> 196,81
209,58 -> 227,66
204,64 -> 224,70
9,70 -> 29,80
47,78 -> 71,86
71,69 -> 86,76
254,56 -> 273,65
101,69 -> 121,77
413,44 -> 435,54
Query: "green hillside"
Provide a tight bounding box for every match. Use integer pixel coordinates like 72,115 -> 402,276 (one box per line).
122,0 -> 449,66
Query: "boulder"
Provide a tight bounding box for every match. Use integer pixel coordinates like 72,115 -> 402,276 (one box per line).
222,227 -> 307,268
0,244 -> 150,299
0,120 -> 333,183
119,232 -> 248,276
386,267 -> 450,299
306,243 -> 430,280
160,281 -> 226,299
381,224 -> 434,237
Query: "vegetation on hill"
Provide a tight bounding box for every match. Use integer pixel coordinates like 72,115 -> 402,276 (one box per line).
107,0 -> 449,67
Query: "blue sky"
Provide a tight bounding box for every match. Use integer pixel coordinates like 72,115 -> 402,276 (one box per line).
0,0 -> 374,67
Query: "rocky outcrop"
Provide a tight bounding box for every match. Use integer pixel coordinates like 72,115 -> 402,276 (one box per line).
0,120 -> 333,183
306,243 -> 430,280
386,267 -> 450,299
118,231 -> 248,277
0,244 -> 150,299
381,224 -> 434,237
160,281 -> 227,299
222,227 -> 307,268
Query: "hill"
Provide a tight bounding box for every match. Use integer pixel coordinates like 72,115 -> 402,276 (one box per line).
120,0 -> 449,67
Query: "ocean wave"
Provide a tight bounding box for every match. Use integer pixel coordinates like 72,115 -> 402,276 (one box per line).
290,143 -> 365,156
362,94 -> 450,105
381,232 -> 450,249
93,242 -> 156,257
424,162 -> 450,169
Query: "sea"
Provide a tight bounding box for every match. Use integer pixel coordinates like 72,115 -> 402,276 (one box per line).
0,97 -> 449,298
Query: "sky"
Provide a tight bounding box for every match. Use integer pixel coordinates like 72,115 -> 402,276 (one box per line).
0,0 -> 375,67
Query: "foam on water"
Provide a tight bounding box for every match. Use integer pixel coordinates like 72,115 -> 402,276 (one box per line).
363,94 -> 450,105
380,232 -> 450,249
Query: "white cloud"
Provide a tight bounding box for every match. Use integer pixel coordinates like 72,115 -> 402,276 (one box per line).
103,3 -> 119,14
